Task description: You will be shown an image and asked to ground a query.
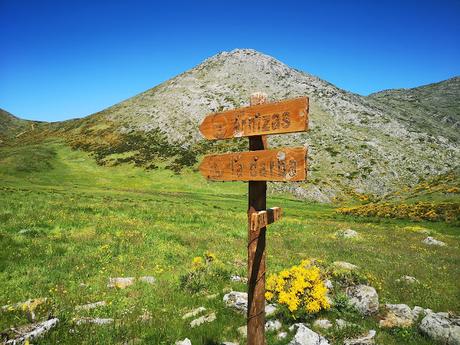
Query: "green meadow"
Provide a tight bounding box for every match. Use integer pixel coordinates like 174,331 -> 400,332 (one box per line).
1,140 -> 459,344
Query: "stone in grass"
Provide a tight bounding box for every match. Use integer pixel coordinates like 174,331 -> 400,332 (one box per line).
423,237 -> 447,247
344,330 -> 376,345
182,307 -> 206,319
223,291 -> 277,316
395,275 -> 419,284
288,324 -> 330,345
230,275 -> 248,283
107,277 -> 135,289
176,338 -> 192,345
74,317 -> 114,325
313,319 -> 333,329
265,319 -> 282,332
190,312 -> 216,328
223,291 -> 248,313
138,276 -> 156,284
419,312 -> 460,345
336,229 -> 358,238
379,304 -> 414,328
221,342 -> 239,345
346,285 -> 379,315
3,318 -> 59,345
265,303 -> 277,317
75,301 -> 107,311
333,261 -> 358,270
277,331 -> 288,340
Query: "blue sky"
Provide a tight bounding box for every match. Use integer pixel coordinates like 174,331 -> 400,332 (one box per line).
0,0 -> 459,122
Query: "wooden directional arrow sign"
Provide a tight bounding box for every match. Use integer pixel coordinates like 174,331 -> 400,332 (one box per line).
199,96 -> 309,140
199,147 -> 307,181
250,207 -> 282,232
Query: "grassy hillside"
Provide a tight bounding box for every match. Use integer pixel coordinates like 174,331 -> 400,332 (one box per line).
368,77 -> 460,143
1,141 -> 459,344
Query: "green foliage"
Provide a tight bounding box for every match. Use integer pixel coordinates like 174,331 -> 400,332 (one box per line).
179,253 -> 231,294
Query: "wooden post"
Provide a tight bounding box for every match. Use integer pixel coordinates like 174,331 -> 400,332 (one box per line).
247,92 -> 268,345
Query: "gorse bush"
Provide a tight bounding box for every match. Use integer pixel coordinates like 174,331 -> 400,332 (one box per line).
265,259 -> 330,318
337,202 -> 460,222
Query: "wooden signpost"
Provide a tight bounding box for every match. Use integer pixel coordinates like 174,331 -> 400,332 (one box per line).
199,93 -> 309,345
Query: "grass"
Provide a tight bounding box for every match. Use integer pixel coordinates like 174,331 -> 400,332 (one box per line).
0,140 -> 459,344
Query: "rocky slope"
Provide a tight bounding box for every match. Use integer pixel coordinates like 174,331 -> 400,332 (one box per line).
2,49 -> 459,202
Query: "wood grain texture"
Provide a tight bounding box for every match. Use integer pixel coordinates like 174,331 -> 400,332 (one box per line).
250,207 -> 282,231
199,96 -> 309,140
247,93 -> 268,345
199,147 -> 307,182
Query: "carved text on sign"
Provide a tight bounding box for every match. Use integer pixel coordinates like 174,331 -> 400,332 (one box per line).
199,147 -> 307,182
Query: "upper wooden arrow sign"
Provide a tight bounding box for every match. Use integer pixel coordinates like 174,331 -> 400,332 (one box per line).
199,96 -> 309,140
199,147 -> 307,181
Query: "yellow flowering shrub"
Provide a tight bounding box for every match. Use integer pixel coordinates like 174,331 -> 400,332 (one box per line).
337,202 -> 460,222
266,260 -> 330,316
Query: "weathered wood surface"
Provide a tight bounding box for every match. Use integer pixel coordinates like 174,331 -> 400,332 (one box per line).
247,92 -> 268,345
250,207 -> 282,232
199,147 -> 307,182
199,96 -> 309,140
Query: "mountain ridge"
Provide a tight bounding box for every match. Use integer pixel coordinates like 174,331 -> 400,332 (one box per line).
1,48 -> 459,203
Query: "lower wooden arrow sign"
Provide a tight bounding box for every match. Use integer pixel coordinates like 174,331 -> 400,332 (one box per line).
250,207 -> 282,232
199,147 -> 307,182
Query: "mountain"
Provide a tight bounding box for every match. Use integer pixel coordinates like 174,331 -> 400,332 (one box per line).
0,108 -> 33,143
368,77 -> 460,143
3,49 -> 459,203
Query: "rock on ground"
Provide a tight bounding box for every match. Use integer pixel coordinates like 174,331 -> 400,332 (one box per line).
333,261 -> 358,270
313,319 -> 333,329
344,330 -> 376,345
395,275 -> 419,284
182,307 -> 206,319
265,319 -> 282,332
336,229 -> 358,238
107,277 -> 135,289
223,291 -> 248,313
221,342 -> 239,345
4,318 -> 59,345
265,303 -> 277,316
223,291 -> 276,315
288,324 -> 330,345
230,275 -> 248,283
74,317 -> 114,325
277,331 -> 288,340
176,338 -> 192,345
75,301 -> 106,311
1,298 -> 48,322
379,304 -> 414,328
346,285 -> 379,315
190,313 -> 216,328
419,312 -> 460,345
138,276 -> 156,284
423,237 -> 447,246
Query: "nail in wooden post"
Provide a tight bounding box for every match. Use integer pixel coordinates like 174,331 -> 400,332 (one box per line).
247,92 -> 268,345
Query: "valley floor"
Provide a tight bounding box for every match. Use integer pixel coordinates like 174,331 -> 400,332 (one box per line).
0,141 -> 459,344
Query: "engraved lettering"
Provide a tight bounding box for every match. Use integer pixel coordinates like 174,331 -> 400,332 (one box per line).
288,159 -> 297,177
278,159 -> 286,177
272,114 -> 280,130
259,162 -> 267,177
262,115 -> 270,131
282,112 -> 290,128
250,162 -> 257,176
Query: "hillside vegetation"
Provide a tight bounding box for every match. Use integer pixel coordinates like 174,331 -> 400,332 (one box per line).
3,49 -> 459,203
0,141 -> 459,345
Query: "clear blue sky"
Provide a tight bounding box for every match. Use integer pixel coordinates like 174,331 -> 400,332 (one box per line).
1,0 -> 459,122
